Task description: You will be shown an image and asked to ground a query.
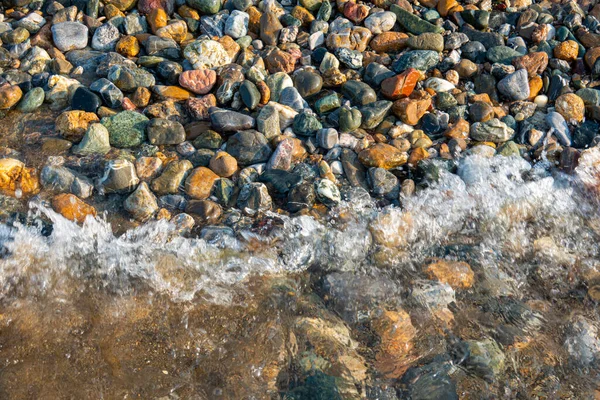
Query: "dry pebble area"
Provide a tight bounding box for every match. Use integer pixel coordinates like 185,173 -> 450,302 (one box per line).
0,0 -> 600,225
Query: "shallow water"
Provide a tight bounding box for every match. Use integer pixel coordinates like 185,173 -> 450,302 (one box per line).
1,153 -> 600,399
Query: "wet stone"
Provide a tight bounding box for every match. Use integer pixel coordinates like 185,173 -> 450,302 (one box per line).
546,111 -> 571,146
41,165 -> 94,198
151,160 -> 193,195
16,87 -> 44,113
124,182 -> 159,221
341,81 -> 377,106
72,123 -> 111,155
99,159 -> 139,194
315,178 -> 340,206
237,182 -> 272,215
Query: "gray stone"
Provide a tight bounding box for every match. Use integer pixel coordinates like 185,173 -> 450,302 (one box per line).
368,167 -> 399,200
470,118 -> 515,143
279,86 -> 308,111
41,165 -> 94,198
72,123 -> 111,155
317,128 -> 338,149
497,69 -> 529,101
91,23 -> 120,51
226,130 -> 272,165
89,78 -> 123,108
99,159 -> 139,194
546,111 -> 571,146
107,65 -> 156,92
224,10 -> 249,39
146,118 -> 186,145
257,105 -> 281,139
51,22 -> 88,52
209,108 -> 255,132
124,182 -> 158,221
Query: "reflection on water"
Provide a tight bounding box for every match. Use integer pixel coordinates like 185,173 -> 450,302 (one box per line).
0,154 -> 600,399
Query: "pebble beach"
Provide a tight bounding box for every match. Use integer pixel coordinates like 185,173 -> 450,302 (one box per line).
0,0 -> 600,397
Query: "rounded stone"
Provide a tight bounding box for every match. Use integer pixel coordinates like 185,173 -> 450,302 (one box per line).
0,85 -> 23,109
209,151 -> 238,177
71,87 -> 102,113
293,70 -> 323,98
51,22 -> 89,52
16,87 -> 44,113
555,93 -> 585,123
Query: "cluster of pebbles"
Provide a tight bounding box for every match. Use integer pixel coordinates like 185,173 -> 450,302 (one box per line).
3,0 -> 600,395
0,0 -> 598,225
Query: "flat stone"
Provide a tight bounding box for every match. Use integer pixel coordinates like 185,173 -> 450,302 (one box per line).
209,108 -> 255,132
358,143 -> 408,169
179,69 -> 217,95
390,4 -> 444,34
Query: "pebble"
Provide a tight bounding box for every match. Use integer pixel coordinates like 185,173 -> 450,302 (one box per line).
210,108 -> 255,132
71,87 -> 102,113
102,111 -> 149,148
555,93 -> 585,123
497,69 -> 530,101
72,123 -> 111,155
92,23 -> 120,51
51,193 -> 97,224
178,69 -> 217,95
124,182 -> 159,221
364,11 -> 396,35
226,129 -> 272,165
151,160 -> 193,195
237,182 -> 272,215
100,159 -> 139,194
147,118 -> 186,145
0,85 -> 22,109
470,119 -> 515,143
51,22 -> 88,52
546,111 -> 572,146
16,87 -> 44,112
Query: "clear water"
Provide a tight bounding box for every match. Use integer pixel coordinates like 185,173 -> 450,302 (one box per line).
1,153 -> 600,398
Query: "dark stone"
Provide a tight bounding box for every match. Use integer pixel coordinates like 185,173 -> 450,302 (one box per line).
572,120 -> 599,148
71,87 -> 102,112
226,130 -> 272,165
259,169 -> 302,194
287,181 -> 316,212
